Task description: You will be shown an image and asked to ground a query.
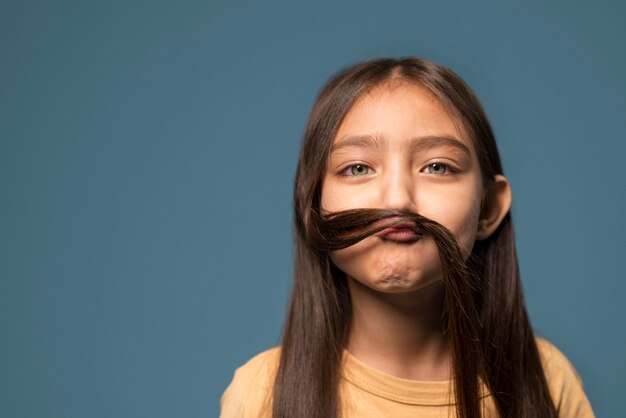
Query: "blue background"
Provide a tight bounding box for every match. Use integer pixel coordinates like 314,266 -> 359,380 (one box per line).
2,1 -> 625,417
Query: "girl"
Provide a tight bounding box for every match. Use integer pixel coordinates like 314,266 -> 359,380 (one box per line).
220,57 -> 594,418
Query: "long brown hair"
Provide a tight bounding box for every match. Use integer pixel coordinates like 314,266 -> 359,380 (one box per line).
272,57 -> 557,418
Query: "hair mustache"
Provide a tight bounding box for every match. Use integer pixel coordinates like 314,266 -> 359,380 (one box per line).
308,208 -> 461,256
308,208 -> 480,306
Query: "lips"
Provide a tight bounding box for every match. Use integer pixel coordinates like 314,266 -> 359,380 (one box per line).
377,221 -> 423,242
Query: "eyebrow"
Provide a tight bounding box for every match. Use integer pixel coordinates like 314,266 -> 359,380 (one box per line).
330,134 -> 385,152
331,134 -> 471,157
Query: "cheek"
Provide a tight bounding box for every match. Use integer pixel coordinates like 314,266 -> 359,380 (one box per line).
452,203 -> 482,257
328,238 -> 375,276
320,179 -> 338,213
320,179 -> 377,213
419,189 -> 483,257
455,210 -> 481,258
320,188 -> 346,213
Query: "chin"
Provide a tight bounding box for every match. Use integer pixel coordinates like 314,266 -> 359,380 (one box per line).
372,275 -> 415,292
356,272 -> 438,294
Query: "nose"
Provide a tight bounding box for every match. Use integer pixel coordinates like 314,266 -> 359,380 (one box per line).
381,167 -> 417,212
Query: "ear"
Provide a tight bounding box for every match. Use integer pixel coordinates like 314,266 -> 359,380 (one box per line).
476,174 -> 512,240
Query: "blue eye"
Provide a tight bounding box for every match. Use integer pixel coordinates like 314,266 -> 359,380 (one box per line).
343,164 -> 372,176
425,163 -> 449,175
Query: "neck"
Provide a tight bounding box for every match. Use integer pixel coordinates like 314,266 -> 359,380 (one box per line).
346,277 -> 451,381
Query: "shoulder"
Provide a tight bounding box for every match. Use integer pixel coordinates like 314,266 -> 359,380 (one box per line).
535,337 -> 595,417
220,347 -> 281,418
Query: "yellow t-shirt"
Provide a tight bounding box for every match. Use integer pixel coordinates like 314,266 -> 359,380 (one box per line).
220,338 -> 594,417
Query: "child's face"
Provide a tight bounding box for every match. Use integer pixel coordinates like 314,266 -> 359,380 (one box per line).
320,82 -> 485,293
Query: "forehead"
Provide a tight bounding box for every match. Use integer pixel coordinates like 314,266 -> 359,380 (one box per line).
333,82 -> 475,154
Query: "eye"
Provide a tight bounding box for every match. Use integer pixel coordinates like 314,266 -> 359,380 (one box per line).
341,164 -> 373,177
424,162 -> 450,175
